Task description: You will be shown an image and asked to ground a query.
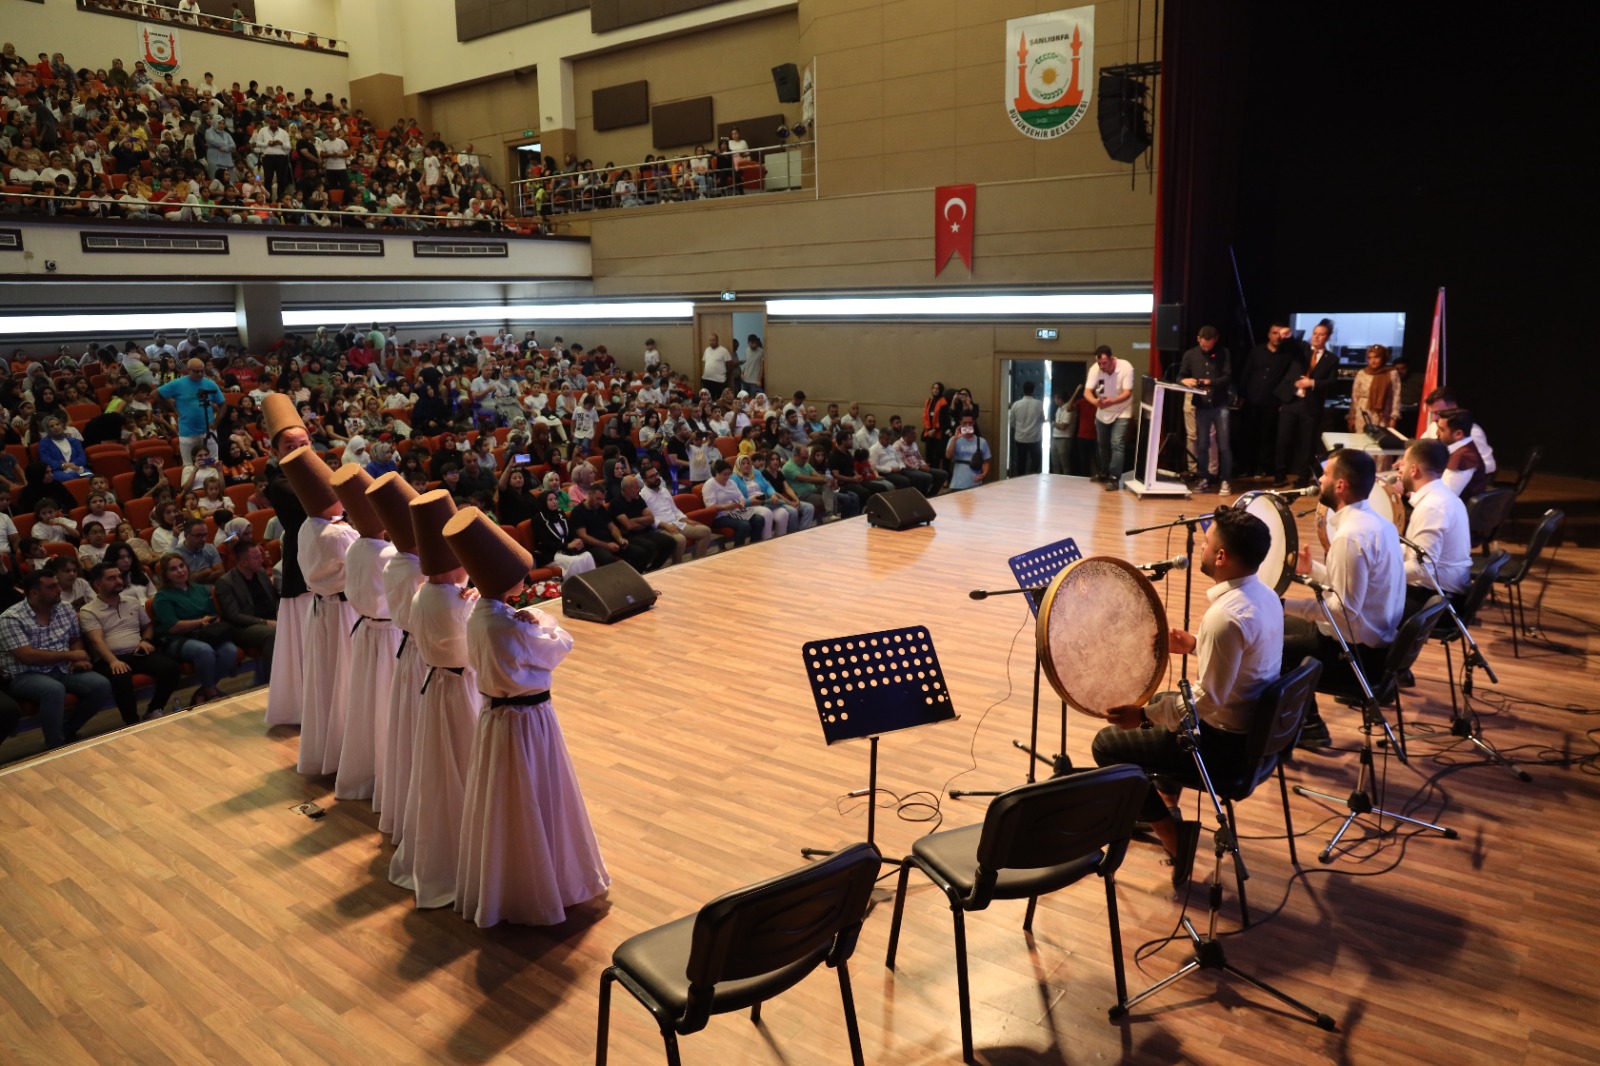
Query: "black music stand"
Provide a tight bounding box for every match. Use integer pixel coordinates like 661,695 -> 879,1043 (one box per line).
952,537 -> 1081,800
799,626 -> 958,865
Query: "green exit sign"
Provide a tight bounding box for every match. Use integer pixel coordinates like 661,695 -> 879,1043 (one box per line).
524,130 -> 535,137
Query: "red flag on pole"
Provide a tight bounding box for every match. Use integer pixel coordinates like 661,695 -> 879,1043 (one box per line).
934,184 -> 976,275
1415,287 -> 1446,437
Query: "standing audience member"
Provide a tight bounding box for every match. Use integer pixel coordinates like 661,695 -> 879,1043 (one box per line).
1178,326 -> 1234,496
946,414 -> 991,491
1007,380 -> 1044,476
1239,323 -> 1296,482
1085,345 -> 1134,490
1347,344 -> 1401,432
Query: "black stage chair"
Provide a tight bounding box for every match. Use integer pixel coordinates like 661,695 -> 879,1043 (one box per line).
1476,508 -> 1564,658
596,841 -> 881,1066
1151,656 -> 1323,925
1432,550 -> 1508,713
1326,597 -> 1451,758
1466,487 -> 1515,555
883,764 -> 1147,1064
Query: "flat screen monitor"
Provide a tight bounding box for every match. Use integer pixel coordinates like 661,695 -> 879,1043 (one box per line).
1291,312 -> 1407,362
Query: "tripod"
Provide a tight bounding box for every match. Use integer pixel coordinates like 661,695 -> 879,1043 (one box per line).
1111,682 -> 1335,1030
1292,585 -> 1457,863
1409,542 -> 1526,781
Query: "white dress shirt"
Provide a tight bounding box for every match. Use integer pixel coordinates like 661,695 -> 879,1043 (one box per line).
868,440 -> 904,473
640,482 -> 690,526
1146,575 -> 1285,733
1285,499 -> 1405,647
1403,478 -> 1472,595
1009,396 -> 1044,443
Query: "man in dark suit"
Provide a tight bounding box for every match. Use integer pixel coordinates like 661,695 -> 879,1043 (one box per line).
215,540 -> 279,684
1274,320 -> 1342,488
1239,322 -> 1298,479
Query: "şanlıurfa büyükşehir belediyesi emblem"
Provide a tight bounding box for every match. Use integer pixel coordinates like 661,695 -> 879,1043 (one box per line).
1006,7 -> 1094,140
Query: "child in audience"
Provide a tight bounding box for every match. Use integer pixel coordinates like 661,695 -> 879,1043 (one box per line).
32,500 -> 80,546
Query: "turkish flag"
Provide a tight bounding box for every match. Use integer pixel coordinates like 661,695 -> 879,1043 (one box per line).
935,184 -> 976,275
1415,287 -> 1446,437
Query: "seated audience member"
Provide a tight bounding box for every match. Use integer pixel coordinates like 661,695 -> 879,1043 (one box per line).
570,481 -> 652,569
756,451 -> 816,530
39,418 -> 90,481
79,522 -> 112,569
893,425 -> 949,495
699,460 -> 765,546
730,454 -> 788,538
213,540 -> 278,682
114,522 -> 160,567
81,493 -> 121,534
529,488 -> 597,576
151,553 -> 238,706
32,500 -> 80,547
45,557 -> 94,608
786,445 -> 857,520
608,475 -> 677,571
0,570 -> 115,748
1436,410 -> 1488,502
637,464 -> 711,564
825,434 -> 880,509
78,561 -> 182,724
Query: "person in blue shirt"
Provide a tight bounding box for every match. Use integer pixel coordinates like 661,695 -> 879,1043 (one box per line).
38,417 -> 90,481
156,359 -> 226,467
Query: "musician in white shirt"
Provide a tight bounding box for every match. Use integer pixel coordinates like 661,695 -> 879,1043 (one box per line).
1095,505 -> 1284,887
1392,439 -> 1472,612
1283,448 -> 1405,748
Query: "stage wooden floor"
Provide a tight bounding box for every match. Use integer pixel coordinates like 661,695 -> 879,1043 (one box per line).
3,475 -> 1598,1066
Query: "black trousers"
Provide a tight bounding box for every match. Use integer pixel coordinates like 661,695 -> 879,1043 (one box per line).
1276,399 -> 1321,485
1239,402 -> 1279,477
1091,711 -> 1254,823
96,649 -> 182,724
261,155 -> 294,195
1282,616 -> 1387,697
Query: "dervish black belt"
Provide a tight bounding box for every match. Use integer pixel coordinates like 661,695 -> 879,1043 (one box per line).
486,691 -> 551,709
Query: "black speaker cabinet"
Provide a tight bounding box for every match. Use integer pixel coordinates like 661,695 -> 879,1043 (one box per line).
772,63 -> 801,103
561,563 -> 658,624
1155,302 -> 1183,351
865,488 -> 936,531
1096,71 -> 1151,164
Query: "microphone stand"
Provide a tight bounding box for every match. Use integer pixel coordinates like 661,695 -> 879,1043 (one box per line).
1127,513 -> 1216,681
1113,683 -> 1335,1031
1291,581 -> 1458,863
953,584 -> 1065,797
1407,541 -> 1526,781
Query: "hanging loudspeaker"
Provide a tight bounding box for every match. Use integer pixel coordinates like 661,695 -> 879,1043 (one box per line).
1097,71 -> 1151,164
772,63 -> 801,103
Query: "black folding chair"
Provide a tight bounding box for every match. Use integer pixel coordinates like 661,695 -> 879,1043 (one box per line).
1478,508 -> 1563,658
883,765 -> 1147,1063
596,841 -> 881,1066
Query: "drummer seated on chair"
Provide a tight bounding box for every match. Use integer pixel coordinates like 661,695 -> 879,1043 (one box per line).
1282,447 -> 1405,749
1391,439 -> 1472,617
1095,505 -> 1284,888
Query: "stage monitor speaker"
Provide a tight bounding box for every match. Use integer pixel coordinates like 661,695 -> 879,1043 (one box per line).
865,488 -> 936,531
772,63 -> 801,103
1097,71 -> 1151,164
561,563 -> 658,624
1155,302 -> 1183,351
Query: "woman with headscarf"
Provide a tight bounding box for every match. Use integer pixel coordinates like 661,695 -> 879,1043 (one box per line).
16,461 -> 76,514
731,453 -> 791,536
1347,344 -> 1402,431
529,487 -> 597,577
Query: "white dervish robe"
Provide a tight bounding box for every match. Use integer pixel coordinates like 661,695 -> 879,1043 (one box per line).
455,600 -> 610,927
377,550 -> 425,838
388,579 -> 479,908
295,517 -> 359,776
334,537 -> 398,802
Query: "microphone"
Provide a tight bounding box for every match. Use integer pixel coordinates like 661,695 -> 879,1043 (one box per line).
1399,533 -> 1429,558
969,589 -> 987,600
1293,573 -> 1333,595
1137,554 -> 1189,576
1271,484 -> 1321,499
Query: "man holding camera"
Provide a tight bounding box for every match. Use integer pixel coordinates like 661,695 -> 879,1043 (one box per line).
157,358 -> 225,466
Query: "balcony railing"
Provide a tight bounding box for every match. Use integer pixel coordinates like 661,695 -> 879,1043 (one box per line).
77,0 -> 346,54
510,140 -> 816,218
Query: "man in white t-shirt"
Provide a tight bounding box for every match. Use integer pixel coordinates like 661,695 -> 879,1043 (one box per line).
700,333 -> 734,396
741,335 -> 766,393
1007,380 -> 1044,476
1085,345 -> 1135,490
318,121 -> 350,192
145,333 -> 178,362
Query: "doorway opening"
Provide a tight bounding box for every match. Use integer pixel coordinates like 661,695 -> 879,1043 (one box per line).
998,358 -> 1096,478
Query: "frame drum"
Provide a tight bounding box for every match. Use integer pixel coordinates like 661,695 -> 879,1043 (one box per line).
1235,490 -> 1298,597
1369,475 -> 1406,531
1036,556 -> 1168,718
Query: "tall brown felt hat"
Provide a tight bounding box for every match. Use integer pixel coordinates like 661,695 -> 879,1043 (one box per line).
410,489 -> 461,577
367,472 -> 419,555
280,445 -> 340,516
330,465 -> 384,540
263,393 -> 306,443
443,507 -> 532,600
